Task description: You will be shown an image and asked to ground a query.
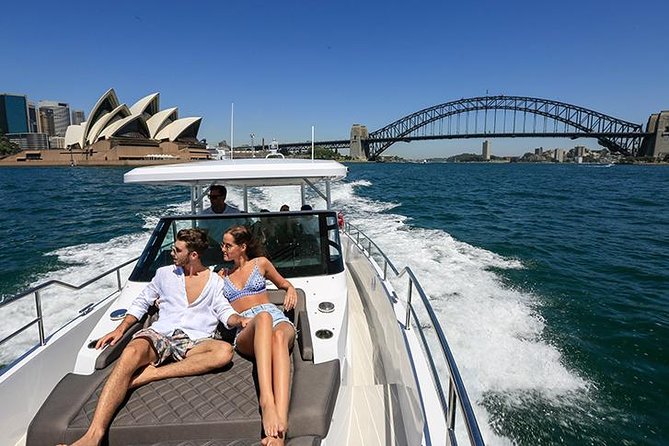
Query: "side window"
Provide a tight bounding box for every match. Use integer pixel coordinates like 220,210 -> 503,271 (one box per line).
326,215 -> 342,262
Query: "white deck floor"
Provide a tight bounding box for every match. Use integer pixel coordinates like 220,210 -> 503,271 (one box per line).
342,270 -> 402,445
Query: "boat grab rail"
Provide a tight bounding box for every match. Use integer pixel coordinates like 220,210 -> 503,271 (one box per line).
0,256 -> 139,349
343,221 -> 484,446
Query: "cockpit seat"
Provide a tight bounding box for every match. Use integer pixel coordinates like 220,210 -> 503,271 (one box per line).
27,289 -> 339,446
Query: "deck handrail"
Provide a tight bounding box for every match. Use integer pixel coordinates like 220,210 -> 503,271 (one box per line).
0,256 -> 139,349
343,221 -> 485,446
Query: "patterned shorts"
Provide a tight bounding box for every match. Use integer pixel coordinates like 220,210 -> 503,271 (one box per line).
133,328 -> 209,366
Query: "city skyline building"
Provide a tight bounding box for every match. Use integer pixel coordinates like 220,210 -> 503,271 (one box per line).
38,100 -> 71,137
0,93 -> 29,134
71,109 -> 85,125
28,101 -> 39,133
482,140 -> 491,160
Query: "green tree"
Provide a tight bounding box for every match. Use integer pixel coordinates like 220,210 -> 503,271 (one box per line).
0,132 -> 21,157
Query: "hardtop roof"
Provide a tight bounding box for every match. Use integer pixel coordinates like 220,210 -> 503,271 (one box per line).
124,158 -> 348,187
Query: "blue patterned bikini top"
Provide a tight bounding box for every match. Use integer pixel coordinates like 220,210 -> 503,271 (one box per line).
223,261 -> 267,302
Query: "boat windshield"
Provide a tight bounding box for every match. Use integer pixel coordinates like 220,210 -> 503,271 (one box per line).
129,211 -> 344,282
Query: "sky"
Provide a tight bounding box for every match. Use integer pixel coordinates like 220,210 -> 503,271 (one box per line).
1,0 -> 668,158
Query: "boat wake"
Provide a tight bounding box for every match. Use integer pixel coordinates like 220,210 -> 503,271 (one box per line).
330,179 -> 591,445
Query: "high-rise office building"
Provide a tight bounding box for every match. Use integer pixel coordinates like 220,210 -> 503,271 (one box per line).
71,109 -> 85,125
0,94 -> 29,134
482,140 -> 491,160
28,101 -> 40,132
38,101 -> 71,136
39,108 -> 55,136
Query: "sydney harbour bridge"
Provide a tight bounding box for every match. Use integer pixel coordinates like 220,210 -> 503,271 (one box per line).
269,95 -> 667,160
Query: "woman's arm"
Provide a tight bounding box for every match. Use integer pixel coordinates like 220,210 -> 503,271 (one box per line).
259,257 -> 298,311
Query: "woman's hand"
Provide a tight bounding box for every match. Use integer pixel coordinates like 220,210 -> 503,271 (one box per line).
283,286 -> 298,311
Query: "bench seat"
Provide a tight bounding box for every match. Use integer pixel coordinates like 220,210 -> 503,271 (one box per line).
27,290 -> 339,446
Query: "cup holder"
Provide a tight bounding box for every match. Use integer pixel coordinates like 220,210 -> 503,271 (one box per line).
315,329 -> 333,339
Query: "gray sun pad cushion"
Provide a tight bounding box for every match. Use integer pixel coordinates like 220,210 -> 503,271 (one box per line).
27,289 -> 339,446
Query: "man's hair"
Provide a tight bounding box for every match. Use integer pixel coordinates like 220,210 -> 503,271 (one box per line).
225,225 -> 265,259
176,228 -> 209,256
209,185 -> 227,198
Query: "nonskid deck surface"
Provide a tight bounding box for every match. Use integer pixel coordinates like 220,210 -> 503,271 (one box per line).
27,290 -> 339,446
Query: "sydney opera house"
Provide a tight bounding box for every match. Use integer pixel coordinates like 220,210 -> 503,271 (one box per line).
2,88 -> 210,165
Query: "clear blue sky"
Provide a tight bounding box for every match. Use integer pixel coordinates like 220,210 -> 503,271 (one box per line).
2,0 -> 667,157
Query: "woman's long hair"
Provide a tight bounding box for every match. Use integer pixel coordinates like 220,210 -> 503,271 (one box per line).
225,225 -> 266,259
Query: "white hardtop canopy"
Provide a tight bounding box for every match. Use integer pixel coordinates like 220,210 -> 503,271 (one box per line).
123,158 -> 348,212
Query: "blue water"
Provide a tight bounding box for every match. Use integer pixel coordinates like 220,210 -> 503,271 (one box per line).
1,163 -> 667,445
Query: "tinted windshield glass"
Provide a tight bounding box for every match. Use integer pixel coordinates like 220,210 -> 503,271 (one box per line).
129,211 -> 344,282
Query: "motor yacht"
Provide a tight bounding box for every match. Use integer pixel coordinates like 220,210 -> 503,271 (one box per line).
0,158 -> 483,446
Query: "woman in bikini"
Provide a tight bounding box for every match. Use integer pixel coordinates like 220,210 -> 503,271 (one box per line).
219,225 -> 297,446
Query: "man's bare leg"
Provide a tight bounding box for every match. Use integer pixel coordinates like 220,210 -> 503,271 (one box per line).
129,339 -> 233,388
58,338 -> 157,446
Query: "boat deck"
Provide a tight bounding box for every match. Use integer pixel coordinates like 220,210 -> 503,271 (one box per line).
335,269 -> 407,445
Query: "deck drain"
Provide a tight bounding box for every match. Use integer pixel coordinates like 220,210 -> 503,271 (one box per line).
318,301 -> 335,313
315,329 -> 333,339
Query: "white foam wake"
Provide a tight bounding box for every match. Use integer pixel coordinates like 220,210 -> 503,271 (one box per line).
332,179 -> 589,445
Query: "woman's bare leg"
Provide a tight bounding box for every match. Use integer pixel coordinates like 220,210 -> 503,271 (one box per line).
272,323 -> 295,434
234,311 -> 281,438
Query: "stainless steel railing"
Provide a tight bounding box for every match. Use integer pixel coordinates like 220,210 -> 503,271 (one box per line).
343,221 -> 485,446
0,256 -> 139,349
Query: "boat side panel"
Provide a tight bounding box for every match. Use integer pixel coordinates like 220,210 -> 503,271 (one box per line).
73,282 -> 147,374
341,236 -> 426,445
0,299 -> 115,446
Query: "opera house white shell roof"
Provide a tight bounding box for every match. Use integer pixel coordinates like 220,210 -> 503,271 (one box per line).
64,88 -> 202,149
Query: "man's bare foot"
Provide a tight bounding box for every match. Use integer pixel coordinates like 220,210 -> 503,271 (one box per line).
57,430 -> 102,446
129,364 -> 159,389
260,400 -> 282,438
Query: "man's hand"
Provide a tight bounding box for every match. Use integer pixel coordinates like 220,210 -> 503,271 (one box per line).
239,316 -> 251,329
95,327 -> 125,349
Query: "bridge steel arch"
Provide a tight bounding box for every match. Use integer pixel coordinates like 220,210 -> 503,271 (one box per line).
367,95 -> 644,159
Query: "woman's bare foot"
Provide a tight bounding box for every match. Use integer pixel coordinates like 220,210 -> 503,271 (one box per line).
260,400 -> 281,438
261,434 -> 285,446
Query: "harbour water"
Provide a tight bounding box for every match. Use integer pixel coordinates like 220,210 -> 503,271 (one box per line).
0,163 -> 667,445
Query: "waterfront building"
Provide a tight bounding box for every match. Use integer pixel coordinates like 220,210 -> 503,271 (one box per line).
39,101 -> 71,137
482,140 -> 491,160
0,93 -> 29,134
554,148 -> 564,162
8,132 -> 49,151
49,136 -> 66,149
71,109 -> 85,125
575,145 -> 586,157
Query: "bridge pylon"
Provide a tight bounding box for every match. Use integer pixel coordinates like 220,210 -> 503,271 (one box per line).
640,111 -> 669,158
350,124 -> 368,160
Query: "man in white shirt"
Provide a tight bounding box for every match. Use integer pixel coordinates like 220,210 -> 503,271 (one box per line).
64,228 -> 249,446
